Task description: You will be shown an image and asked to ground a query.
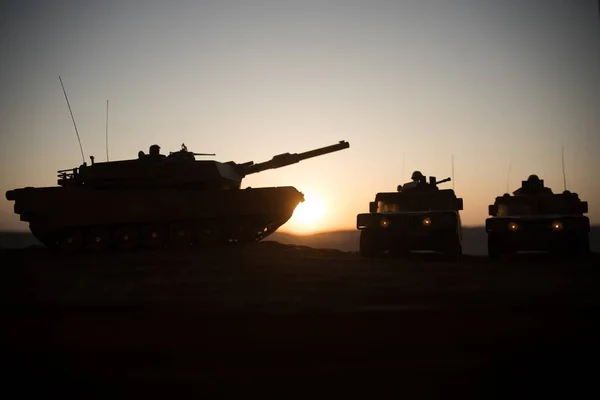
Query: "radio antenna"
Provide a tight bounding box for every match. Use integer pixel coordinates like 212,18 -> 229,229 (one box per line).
561,146 -> 567,191
451,154 -> 455,190
506,159 -> 512,194
105,100 -> 109,162
59,76 -> 85,164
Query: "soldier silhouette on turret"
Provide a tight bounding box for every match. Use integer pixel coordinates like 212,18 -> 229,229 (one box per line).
513,174 -> 553,196
149,144 -> 166,159
398,171 -> 427,191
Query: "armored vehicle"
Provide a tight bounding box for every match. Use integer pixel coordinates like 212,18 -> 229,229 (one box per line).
357,171 -> 464,260
6,141 -> 349,252
486,175 -> 590,258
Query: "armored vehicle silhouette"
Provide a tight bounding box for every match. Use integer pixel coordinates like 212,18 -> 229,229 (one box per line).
356,171 -> 464,260
6,141 -> 349,252
486,175 -> 590,258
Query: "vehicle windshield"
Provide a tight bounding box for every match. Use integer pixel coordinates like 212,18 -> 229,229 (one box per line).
497,195 -> 582,216
377,193 -> 457,212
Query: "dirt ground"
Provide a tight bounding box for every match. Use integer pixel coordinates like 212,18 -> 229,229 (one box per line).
2,243 -> 599,398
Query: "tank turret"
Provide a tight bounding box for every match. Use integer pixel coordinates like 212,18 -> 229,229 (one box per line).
56,141 -> 349,189
6,140 -> 350,252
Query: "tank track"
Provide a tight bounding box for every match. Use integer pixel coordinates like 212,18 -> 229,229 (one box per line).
29,216 -> 285,252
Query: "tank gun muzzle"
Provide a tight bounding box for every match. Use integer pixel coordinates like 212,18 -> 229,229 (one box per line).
242,140 -> 350,175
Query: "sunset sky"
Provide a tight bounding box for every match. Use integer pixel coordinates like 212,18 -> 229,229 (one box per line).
1,0 -> 599,234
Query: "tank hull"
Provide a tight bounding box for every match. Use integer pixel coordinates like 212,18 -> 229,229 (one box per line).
6,186 -> 304,251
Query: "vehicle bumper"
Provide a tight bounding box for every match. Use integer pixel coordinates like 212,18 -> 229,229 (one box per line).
357,213 -> 460,251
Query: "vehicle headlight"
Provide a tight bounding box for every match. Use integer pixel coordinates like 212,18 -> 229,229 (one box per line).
508,221 -> 519,231
551,221 -> 563,232
380,218 -> 391,228
422,217 -> 432,227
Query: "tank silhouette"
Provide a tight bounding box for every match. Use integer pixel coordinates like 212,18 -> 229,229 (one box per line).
356,172 -> 464,260
485,175 -> 590,258
6,141 -> 350,252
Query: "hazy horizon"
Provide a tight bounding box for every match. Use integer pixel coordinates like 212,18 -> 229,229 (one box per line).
1,0 -> 599,234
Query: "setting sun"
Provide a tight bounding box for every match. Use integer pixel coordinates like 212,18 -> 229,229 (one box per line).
285,195 -> 327,233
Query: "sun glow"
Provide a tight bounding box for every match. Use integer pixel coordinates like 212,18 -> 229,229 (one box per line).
286,195 -> 327,233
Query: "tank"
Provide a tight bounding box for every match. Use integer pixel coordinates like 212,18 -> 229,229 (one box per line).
485,175 -> 590,258
356,172 -> 464,260
6,140 -> 350,252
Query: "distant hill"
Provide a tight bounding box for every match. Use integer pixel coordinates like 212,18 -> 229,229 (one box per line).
1,227 -> 599,255
267,227 -> 600,255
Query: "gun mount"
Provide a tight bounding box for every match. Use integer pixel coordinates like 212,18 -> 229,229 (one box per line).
397,175 -> 451,192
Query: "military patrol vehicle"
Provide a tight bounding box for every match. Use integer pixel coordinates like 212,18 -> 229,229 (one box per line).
6,141 -> 349,252
356,171 -> 464,260
486,174 -> 590,258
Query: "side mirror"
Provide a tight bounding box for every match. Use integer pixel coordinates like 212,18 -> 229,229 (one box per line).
369,202 -> 377,213
580,201 -> 588,214
456,198 -> 463,211
488,205 -> 498,216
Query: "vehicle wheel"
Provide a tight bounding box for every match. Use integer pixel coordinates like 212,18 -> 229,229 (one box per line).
141,224 -> 168,249
487,234 -> 503,260
170,222 -> 194,247
114,225 -> 139,250
197,225 -> 222,246
442,243 -> 462,262
568,234 -> 590,259
578,235 -> 591,258
86,227 -> 112,251
360,229 -> 383,258
57,228 -> 84,252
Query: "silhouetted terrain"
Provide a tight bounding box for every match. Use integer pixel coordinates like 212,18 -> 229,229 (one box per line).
268,226 -> 600,255
1,242 -> 599,398
3,226 -> 599,254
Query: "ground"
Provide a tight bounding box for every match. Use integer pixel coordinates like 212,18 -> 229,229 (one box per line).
1,243 -> 599,398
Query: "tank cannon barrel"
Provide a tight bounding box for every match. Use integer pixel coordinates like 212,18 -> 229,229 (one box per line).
242,140 -> 349,175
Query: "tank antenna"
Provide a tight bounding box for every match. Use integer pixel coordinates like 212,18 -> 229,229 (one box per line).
59,76 -> 85,164
105,100 -> 109,162
561,146 -> 567,191
506,159 -> 512,194
451,154 -> 455,190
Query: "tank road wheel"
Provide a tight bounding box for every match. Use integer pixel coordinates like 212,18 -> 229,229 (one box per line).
86,227 -> 112,252
114,225 -> 139,251
360,229 -> 384,258
170,222 -> 194,248
197,226 -> 222,246
141,224 -> 168,249
57,229 -> 84,253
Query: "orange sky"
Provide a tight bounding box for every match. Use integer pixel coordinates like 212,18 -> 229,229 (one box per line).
1,0 -> 599,234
